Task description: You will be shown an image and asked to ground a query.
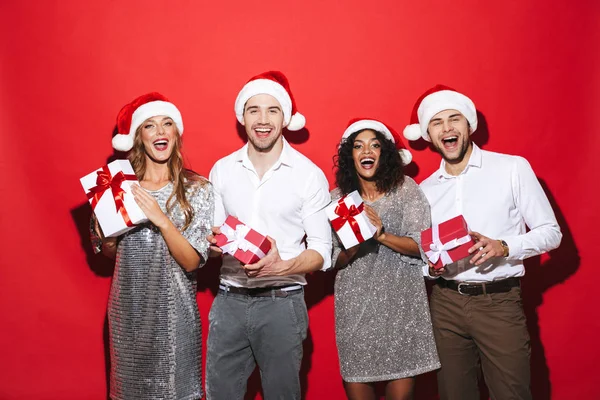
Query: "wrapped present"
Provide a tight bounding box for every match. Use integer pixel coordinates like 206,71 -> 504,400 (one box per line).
80,159 -> 148,238
421,215 -> 475,269
215,216 -> 271,264
326,190 -> 377,249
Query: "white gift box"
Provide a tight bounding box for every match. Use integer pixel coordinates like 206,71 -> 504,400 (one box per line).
326,190 -> 377,249
80,159 -> 148,238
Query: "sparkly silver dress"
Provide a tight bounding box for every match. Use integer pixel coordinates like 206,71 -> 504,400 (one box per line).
332,177 -> 440,382
91,178 -> 213,400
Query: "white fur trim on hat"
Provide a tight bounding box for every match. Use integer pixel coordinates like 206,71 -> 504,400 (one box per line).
342,119 -> 412,166
418,90 -> 477,142
342,120 -> 395,142
235,79 -> 293,127
129,101 -> 184,137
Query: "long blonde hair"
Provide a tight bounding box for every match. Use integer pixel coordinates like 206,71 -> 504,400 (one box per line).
128,126 -> 195,231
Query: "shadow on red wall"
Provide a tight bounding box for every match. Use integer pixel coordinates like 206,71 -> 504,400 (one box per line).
521,179 -> 579,400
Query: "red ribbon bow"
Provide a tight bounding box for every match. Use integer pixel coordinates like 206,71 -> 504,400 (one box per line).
87,166 -> 138,227
331,196 -> 365,243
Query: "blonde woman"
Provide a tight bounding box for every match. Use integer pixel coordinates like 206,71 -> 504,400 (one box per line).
91,93 -> 213,400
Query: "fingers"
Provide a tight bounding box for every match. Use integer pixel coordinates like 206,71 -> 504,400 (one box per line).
470,242 -> 500,265
466,231 -> 503,265
469,231 -> 481,239
243,260 -> 264,278
467,231 -> 484,253
207,227 -> 221,244
363,206 -> 382,232
429,266 -> 446,276
132,184 -> 153,208
364,206 -> 379,220
264,236 -> 278,255
208,246 -> 223,257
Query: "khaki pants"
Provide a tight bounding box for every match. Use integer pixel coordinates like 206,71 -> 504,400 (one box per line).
430,283 -> 532,400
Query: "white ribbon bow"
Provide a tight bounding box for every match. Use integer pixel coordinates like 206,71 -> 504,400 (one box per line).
220,223 -> 266,260
425,224 -> 471,265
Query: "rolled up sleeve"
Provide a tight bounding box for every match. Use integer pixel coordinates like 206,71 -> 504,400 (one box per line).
301,170 -> 333,271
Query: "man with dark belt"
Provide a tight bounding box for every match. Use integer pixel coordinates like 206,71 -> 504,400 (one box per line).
205,71 -> 332,400
403,84 -> 562,400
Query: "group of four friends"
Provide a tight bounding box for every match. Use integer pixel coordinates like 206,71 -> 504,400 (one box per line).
91,70 -> 562,400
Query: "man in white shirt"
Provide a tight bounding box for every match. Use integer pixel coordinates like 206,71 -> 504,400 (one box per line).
403,85 -> 562,400
205,71 -> 332,400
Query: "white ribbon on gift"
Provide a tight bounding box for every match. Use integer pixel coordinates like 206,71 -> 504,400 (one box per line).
220,223 -> 267,260
425,224 -> 472,265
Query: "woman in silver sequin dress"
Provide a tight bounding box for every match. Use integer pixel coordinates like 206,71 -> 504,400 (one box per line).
91,93 -> 213,400
331,119 -> 440,400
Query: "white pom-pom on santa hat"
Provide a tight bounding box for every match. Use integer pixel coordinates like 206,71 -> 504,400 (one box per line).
402,124 -> 423,141
404,84 -> 477,142
341,118 -> 413,166
113,92 -> 183,152
398,148 -> 412,165
286,112 -> 306,131
234,71 -> 305,131
112,133 -> 135,152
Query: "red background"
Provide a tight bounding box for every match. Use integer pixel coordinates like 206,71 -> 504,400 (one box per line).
1,1 -> 598,399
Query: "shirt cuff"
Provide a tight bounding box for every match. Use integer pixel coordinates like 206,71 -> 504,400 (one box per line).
503,236 -> 523,261
308,243 -> 332,271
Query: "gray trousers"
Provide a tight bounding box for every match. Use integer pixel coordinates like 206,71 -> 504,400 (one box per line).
205,288 -> 308,400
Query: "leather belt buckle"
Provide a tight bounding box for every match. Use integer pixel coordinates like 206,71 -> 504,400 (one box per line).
457,282 -> 470,295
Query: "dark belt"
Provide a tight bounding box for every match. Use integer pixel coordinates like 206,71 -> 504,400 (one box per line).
218,284 -> 303,298
437,277 -> 520,296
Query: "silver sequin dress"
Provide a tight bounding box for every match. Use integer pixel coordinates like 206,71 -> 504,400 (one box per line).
332,177 -> 440,382
91,178 -> 213,400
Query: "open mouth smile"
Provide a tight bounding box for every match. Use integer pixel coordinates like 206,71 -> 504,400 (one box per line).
359,157 -> 376,170
253,126 -> 273,138
153,139 -> 169,151
441,135 -> 458,148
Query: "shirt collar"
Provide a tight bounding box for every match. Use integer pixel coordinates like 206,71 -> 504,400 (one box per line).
235,137 -> 294,169
437,142 -> 482,181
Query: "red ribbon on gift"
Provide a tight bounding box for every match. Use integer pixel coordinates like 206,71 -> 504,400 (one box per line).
331,197 -> 365,243
86,166 -> 138,227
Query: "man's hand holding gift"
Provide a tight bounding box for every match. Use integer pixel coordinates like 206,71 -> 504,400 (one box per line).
468,231 -> 506,266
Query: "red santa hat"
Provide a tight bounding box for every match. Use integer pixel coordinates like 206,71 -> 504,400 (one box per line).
234,71 -> 306,131
342,118 -> 412,165
113,92 -> 183,152
403,84 -> 477,142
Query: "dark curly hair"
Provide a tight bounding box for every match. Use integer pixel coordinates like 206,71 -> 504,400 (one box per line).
333,129 -> 405,195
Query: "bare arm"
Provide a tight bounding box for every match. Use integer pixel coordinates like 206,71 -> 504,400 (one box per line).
333,244 -> 360,269
377,232 -> 421,256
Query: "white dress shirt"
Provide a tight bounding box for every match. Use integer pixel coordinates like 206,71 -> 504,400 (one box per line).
420,144 -> 562,282
209,138 -> 332,288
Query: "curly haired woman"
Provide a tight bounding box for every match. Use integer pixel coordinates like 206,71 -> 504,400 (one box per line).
331,118 -> 440,400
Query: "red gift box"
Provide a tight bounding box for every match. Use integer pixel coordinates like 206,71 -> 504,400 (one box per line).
215,216 -> 271,264
421,215 -> 475,270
